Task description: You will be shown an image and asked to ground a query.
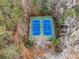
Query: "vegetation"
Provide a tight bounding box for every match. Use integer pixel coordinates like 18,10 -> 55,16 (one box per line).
0,44 -> 21,59
50,37 -> 60,46
52,39 -> 60,46
24,40 -> 34,48
0,0 -> 23,30
0,0 -> 23,59
64,9 -> 76,17
74,5 -> 79,16
31,0 -> 54,15
59,17 -> 65,25
0,26 -> 12,50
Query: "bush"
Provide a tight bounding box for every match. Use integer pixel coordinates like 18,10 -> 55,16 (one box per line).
0,44 -> 21,59
52,38 -> 60,46
64,9 -> 76,17
74,5 -> 79,16
0,26 -> 12,49
0,0 -> 23,30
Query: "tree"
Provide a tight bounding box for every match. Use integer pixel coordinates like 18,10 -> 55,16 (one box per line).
74,5 -> 79,16
0,0 -> 23,58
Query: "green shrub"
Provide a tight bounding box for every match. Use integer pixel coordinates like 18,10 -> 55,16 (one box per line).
52,39 -> 60,46
59,17 -> 65,25
0,0 -> 23,30
74,5 -> 79,16
64,9 -> 76,17
0,26 -> 12,50
24,40 -> 34,48
0,44 -> 21,59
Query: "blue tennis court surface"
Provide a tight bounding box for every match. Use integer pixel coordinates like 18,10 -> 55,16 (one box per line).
32,20 -> 40,35
32,20 -> 52,36
43,20 -> 52,35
